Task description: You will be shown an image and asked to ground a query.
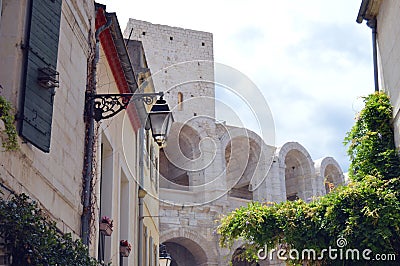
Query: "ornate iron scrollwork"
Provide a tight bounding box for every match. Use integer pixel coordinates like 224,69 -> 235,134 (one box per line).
86,92 -> 163,122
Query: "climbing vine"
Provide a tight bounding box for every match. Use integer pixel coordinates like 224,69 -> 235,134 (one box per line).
0,192 -> 105,265
344,92 -> 400,181
218,92 -> 400,265
0,94 -> 19,151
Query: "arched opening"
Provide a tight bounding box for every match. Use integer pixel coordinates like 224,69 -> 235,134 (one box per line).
225,137 -> 260,200
163,237 -> 208,266
324,164 -> 343,194
165,242 -> 195,266
284,149 -> 313,201
231,247 -> 260,266
315,157 -> 344,195
159,124 -> 201,190
159,149 -> 189,187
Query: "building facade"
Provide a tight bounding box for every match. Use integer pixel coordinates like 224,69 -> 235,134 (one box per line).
124,19 -> 345,265
0,2 -> 161,265
0,0 -> 94,240
357,0 -> 400,150
94,5 -> 162,265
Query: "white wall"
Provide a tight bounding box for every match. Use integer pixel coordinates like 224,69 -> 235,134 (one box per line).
376,0 -> 400,149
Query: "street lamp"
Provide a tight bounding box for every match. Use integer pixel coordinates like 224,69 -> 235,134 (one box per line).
81,91 -> 173,246
159,244 -> 172,266
147,96 -> 174,147
88,92 -> 174,143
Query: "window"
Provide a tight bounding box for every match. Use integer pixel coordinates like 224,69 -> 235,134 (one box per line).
145,130 -> 150,165
178,92 -> 183,111
19,0 -> 62,152
154,244 -> 158,266
155,157 -> 159,192
149,236 -> 154,266
150,144 -> 154,182
98,137 -> 113,262
143,227 -> 148,266
0,0 -> 2,23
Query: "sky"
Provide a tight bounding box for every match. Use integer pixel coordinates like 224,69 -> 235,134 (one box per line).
102,0 -> 373,172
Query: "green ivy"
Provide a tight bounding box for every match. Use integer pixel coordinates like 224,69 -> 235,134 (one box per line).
0,193 -> 105,266
344,92 -> 400,181
0,95 -> 19,151
218,92 -> 400,265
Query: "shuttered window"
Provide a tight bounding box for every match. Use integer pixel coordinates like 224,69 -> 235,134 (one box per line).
20,0 -> 62,152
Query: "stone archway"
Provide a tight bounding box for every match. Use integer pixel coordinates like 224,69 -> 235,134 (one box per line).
225,136 -> 261,200
219,126 -> 276,202
277,142 -> 315,201
315,157 -> 344,194
163,238 -> 208,266
159,123 -> 201,190
160,228 -> 218,266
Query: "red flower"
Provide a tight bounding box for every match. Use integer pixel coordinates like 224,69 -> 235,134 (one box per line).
120,240 -> 132,251
101,216 -> 113,228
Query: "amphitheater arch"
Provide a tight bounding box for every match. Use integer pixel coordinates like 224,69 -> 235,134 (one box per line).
315,157 -> 344,194
160,228 -> 217,265
159,123 -> 202,190
220,126 -> 275,200
224,134 -> 262,200
276,142 -> 315,201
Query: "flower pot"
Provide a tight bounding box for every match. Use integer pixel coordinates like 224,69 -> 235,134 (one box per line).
120,246 -> 131,257
99,222 -> 113,236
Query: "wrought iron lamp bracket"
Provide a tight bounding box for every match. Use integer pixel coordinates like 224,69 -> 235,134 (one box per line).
87,92 -> 163,122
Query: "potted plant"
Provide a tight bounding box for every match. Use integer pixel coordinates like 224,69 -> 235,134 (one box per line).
99,216 -> 113,236
0,94 -> 19,151
119,240 -> 132,257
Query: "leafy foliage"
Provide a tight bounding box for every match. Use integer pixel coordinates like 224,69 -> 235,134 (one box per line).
218,92 -> 400,265
0,95 -> 19,151
344,92 -> 400,181
218,177 -> 400,265
0,193 -> 104,265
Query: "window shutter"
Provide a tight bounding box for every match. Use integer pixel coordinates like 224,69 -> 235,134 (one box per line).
20,0 -> 62,152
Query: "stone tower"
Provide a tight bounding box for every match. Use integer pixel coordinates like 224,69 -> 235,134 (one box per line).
124,19 -> 345,266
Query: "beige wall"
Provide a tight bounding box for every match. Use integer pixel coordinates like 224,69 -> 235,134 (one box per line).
0,0 -> 94,236
375,0 -> 400,149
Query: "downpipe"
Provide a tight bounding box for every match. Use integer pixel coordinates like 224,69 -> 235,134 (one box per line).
367,18 -> 379,92
81,12 -> 112,246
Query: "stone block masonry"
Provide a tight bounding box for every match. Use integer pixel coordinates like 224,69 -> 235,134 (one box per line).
124,19 -> 215,123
